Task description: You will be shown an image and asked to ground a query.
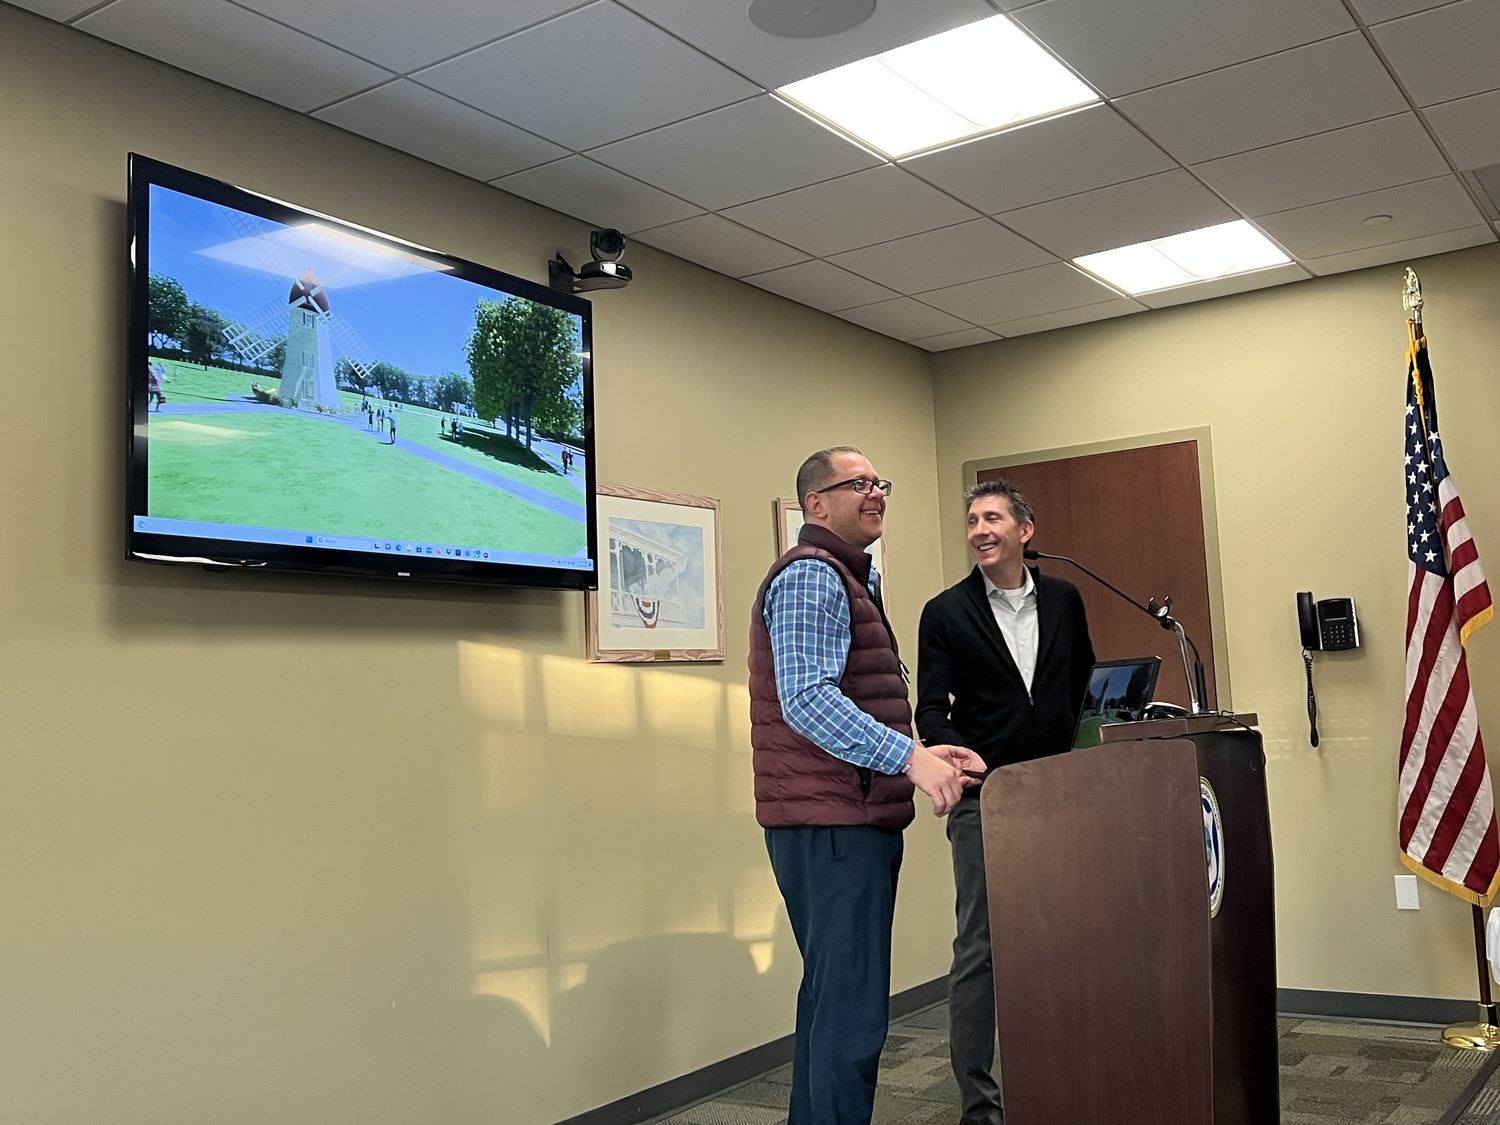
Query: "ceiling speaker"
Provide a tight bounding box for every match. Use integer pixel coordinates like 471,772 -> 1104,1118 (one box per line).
748,0 -> 876,38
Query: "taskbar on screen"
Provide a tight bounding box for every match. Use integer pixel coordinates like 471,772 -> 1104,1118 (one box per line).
133,516 -> 593,571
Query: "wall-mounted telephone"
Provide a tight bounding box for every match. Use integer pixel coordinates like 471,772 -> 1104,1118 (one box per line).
1297,592 -> 1360,651
1296,592 -> 1360,749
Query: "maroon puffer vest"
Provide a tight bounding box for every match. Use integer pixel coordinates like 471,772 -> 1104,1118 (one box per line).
749,523 -> 915,830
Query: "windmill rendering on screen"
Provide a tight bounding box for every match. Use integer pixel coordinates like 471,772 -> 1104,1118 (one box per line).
218,207 -> 377,412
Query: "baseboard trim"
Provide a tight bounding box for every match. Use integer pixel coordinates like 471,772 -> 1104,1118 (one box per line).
1278,987 -> 1481,1026
556,982 -> 1480,1124
552,977 -> 947,1125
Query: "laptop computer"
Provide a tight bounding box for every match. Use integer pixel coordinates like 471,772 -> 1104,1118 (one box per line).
1072,656 -> 1163,749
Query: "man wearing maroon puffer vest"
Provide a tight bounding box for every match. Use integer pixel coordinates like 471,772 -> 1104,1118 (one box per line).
750,445 -> 984,1125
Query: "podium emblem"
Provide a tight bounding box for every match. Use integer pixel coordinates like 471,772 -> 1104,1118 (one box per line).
1201,778 -> 1225,917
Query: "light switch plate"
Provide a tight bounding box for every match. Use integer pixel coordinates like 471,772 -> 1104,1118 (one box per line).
1396,874 -> 1421,910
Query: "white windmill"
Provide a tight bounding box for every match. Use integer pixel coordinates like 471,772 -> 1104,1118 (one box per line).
218,207 -> 379,412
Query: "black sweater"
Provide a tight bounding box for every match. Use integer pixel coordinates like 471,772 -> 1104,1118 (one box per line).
916,566 -> 1095,775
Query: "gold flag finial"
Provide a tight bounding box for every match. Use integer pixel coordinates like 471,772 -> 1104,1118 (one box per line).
1403,266 -> 1424,324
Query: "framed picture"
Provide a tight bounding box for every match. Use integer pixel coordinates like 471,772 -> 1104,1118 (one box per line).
773,498 -> 889,608
586,483 -> 725,663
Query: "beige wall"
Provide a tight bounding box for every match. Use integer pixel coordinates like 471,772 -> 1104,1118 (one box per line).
931,241 -> 1500,1000
0,8 -> 957,1124
8,2 -> 1498,1119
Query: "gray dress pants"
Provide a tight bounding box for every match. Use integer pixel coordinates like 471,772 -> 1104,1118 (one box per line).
946,796 -> 1004,1125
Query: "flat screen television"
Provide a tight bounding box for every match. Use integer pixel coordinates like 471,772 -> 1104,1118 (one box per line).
126,154 -> 597,590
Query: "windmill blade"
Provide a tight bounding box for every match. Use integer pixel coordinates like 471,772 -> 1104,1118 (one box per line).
326,311 -> 379,385
224,298 -> 296,358
220,205 -> 301,281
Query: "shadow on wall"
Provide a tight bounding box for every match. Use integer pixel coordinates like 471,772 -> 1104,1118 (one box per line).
550,929 -> 795,1105
457,640 -> 798,1116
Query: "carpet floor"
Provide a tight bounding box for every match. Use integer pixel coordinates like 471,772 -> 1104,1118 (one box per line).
1454,1054 -> 1500,1125
653,1005 -> 1494,1125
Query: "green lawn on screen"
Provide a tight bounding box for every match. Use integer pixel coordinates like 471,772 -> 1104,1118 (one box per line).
147,409 -> 583,556
150,357 -> 579,502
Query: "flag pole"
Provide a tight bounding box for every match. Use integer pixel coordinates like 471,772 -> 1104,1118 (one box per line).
1407,266 -> 1500,1050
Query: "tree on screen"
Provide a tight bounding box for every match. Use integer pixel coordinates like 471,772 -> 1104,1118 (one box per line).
467,298 -> 582,450
183,303 -> 230,366
147,274 -> 190,350
435,372 -> 474,414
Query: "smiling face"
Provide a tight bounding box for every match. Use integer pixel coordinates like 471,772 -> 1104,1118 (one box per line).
802,451 -> 887,550
966,493 -> 1033,586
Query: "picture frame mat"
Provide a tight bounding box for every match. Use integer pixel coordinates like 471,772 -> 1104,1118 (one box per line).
586,482 -> 725,663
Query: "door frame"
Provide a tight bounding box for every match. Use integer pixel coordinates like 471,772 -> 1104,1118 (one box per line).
962,425 -> 1231,710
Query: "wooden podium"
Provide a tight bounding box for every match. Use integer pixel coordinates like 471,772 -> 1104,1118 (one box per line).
979,715 -> 1278,1125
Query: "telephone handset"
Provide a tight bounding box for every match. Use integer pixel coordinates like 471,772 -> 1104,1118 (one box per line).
1297,592 -> 1360,749
1297,592 -> 1360,651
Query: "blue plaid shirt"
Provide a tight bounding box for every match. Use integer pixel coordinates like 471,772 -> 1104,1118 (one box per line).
762,559 -> 914,775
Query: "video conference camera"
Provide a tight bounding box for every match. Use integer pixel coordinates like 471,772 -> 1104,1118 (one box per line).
549,228 -> 633,294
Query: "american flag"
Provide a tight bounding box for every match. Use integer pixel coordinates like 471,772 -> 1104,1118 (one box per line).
1398,325 -> 1499,904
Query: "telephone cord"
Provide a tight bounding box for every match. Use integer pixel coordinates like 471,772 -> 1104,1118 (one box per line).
1303,648 -> 1320,748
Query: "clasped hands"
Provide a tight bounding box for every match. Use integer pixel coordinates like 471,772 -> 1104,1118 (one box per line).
907,741 -> 987,816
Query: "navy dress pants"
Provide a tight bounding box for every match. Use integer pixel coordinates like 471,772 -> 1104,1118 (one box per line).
766,824 -> 904,1125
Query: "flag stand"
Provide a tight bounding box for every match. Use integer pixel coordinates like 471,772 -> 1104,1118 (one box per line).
1442,904 -> 1500,1050
1404,267 -> 1500,1051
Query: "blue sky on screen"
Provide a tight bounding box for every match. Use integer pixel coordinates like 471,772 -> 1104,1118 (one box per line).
148,185 -> 581,378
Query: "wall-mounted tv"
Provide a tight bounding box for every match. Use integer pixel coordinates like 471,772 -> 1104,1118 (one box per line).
126,154 -> 596,590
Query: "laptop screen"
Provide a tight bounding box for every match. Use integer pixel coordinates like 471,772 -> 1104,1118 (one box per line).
1072,657 -> 1163,749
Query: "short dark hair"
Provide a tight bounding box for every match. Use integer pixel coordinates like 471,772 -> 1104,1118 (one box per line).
796,446 -> 862,505
965,478 -> 1033,525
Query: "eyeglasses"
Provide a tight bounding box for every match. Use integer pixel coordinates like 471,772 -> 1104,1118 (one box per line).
815,477 -> 893,496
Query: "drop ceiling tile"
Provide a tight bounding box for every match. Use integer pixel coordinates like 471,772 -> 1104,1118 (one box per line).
743,260 -> 901,313
828,219 -> 1056,294
997,170 -> 1236,259
1115,34 -> 1408,164
315,80 -> 565,181
1134,263 -> 1311,309
1012,0 -> 1352,97
615,0 -> 996,88
1352,0 -> 1462,21
588,96 -> 880,211
902,105 -> 1175,216
921,262 -> 1118,323
6,0 -> 97,18
835,298 -> 973,341
415,2 -> 757,151
631,214 -> 809,278
1191,114 -> 1449,216
1372,0 -> 1500,106
1302,224 -> 1496,275
493,156 -> 701,233
1256,176 -> 1485,259
912,327 -> 1002,351
76,0 -> 393,112
984,297 -> 1145,337
722,166 -> 981,258
234,0 -> 590,72
1476,164 -> 1500,213
1426,90 -> 1500,169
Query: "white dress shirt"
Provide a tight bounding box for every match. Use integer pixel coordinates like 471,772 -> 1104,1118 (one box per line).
984,568 -> 1039,695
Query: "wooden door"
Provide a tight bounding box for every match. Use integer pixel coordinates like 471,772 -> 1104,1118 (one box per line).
979,440 -> 1216,709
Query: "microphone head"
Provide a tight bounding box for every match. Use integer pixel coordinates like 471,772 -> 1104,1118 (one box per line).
1022,548 -> 1040,559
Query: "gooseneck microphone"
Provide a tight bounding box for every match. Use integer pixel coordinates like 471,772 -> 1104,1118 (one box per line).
1024,547 -> 1211,715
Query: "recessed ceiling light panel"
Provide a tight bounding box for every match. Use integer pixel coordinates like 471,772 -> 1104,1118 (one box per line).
776,15 -> 1098,159
1074,220 -> 1290,296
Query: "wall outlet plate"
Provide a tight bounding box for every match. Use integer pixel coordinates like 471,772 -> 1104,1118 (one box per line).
1396,874 -> 1421,910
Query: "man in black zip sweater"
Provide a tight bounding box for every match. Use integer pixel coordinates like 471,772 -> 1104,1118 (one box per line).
916,479 -> 1095,1125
